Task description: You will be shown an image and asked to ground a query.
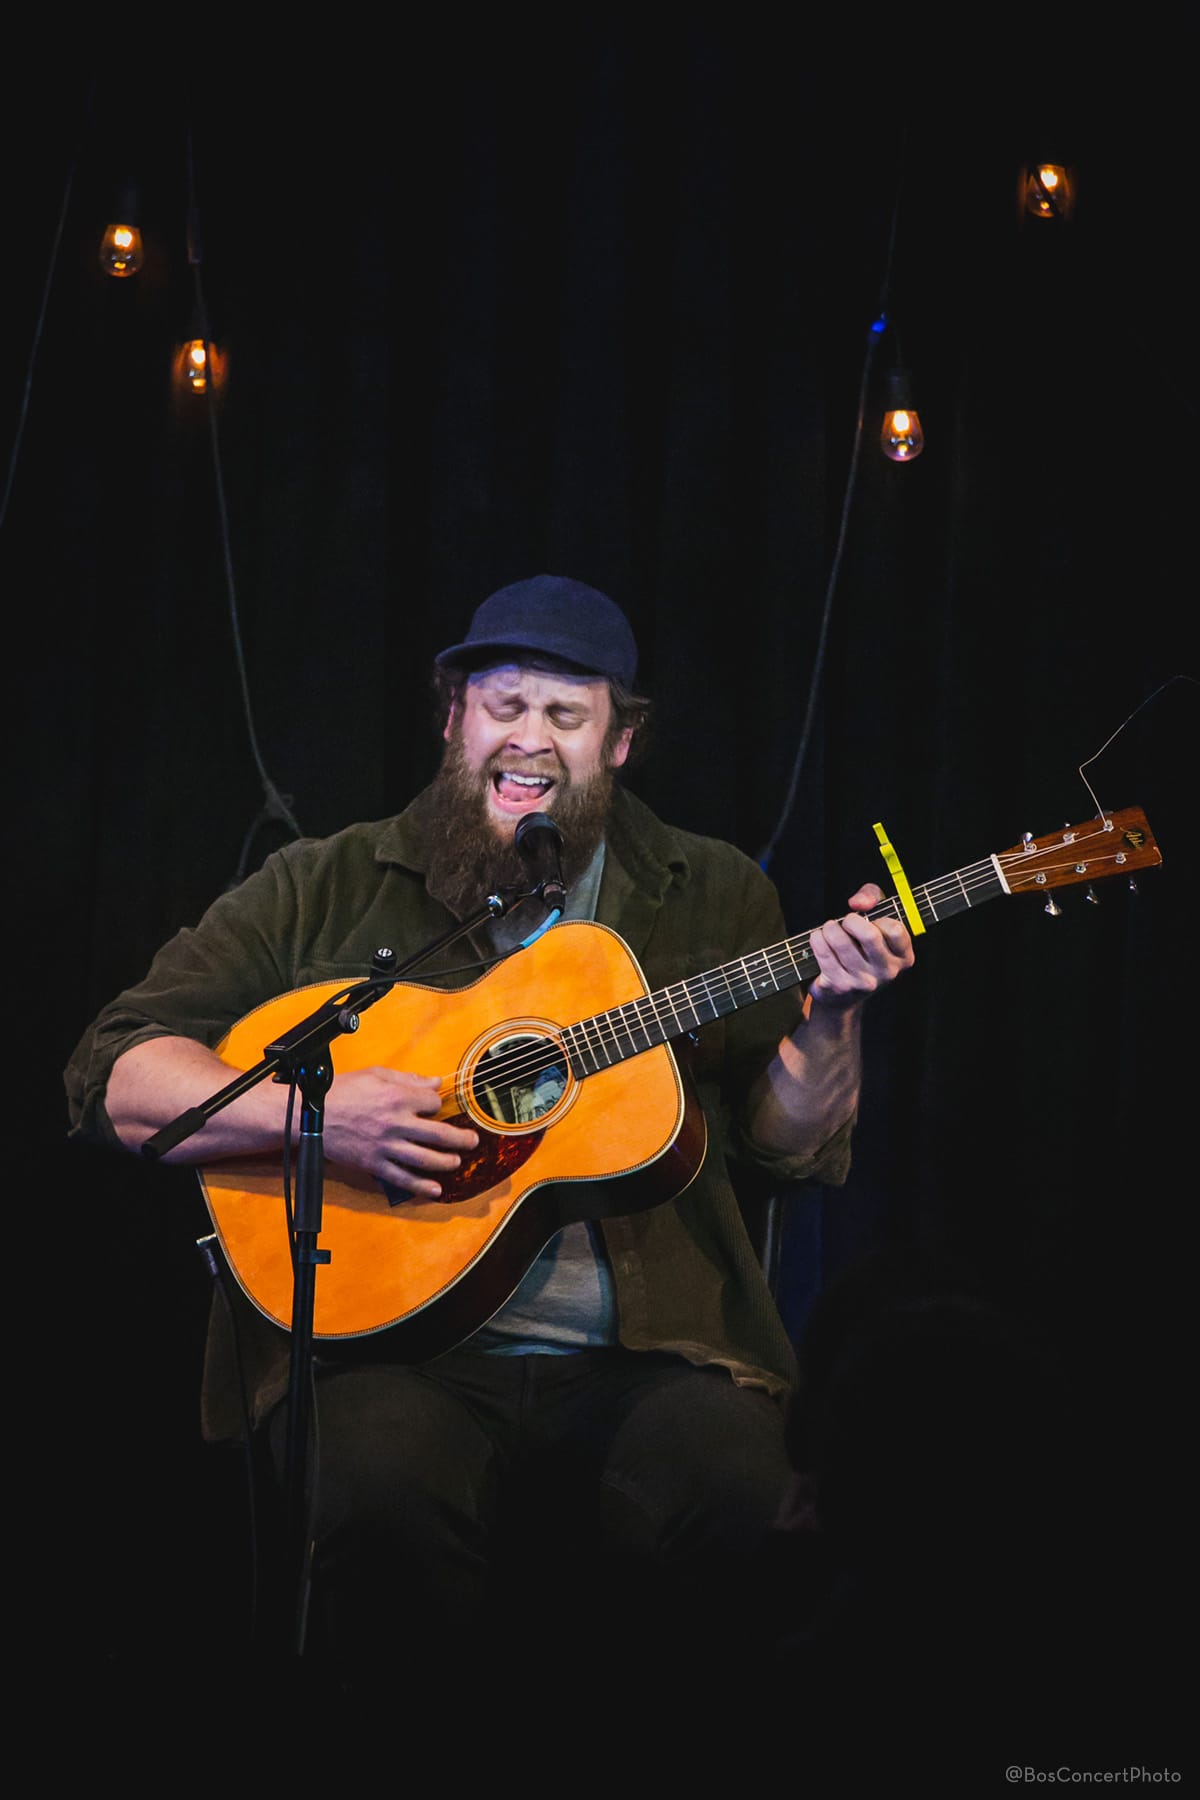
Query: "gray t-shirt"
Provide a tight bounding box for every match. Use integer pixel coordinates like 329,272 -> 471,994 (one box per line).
471,841 -> 618,1354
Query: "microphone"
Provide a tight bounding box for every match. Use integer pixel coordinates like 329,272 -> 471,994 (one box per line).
514,811 -> 567,912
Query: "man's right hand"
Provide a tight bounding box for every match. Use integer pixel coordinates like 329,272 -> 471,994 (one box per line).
319,1067 -> 479,1198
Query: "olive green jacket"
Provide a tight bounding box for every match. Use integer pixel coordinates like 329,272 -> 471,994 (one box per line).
66,785 -> 852,1440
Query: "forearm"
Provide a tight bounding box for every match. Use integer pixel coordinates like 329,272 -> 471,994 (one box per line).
105,1034 -> 480,1195
745,996 -> 864,1159
105,1036 -> 295,1163
744,879 -> 913,1157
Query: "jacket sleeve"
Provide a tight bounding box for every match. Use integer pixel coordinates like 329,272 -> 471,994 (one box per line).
64,850 -> 304,1144
635,825 -> 853,1191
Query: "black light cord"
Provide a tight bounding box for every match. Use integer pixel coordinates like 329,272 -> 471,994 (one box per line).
3,107 -> 302,882
0,123 -> 81,536
756,130 -> 909,872
756,321 -> 882,872
185,126 -> 304,885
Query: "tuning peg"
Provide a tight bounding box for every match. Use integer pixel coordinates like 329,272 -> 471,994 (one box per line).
1044,896 -> 1063,916
1085,885 -> 1099,905
1128,876 -> 1140,895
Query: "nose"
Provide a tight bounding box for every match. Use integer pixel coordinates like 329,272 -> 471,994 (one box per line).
507,708 -> 555,757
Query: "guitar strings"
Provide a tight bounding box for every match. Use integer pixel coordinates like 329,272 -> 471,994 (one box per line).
426,821 -> 1138,1109
427,831 -> 1133,1106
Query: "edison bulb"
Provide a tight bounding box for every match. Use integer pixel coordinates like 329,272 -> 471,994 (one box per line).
1025,164 -> 1075,220
99,222 -> 144,277
882,406 -> 924,462
183,339 -> 209,391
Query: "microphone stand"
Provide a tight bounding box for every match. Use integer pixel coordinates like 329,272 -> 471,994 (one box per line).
142,880 -> 549,1655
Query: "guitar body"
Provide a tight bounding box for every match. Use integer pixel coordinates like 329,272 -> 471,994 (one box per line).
200,922 -> 706,1352
194,805 -> 1162,1360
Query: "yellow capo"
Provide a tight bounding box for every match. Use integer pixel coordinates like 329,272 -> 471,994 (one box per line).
873,821 -> 926,935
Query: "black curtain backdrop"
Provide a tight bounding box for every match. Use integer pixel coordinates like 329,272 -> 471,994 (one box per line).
9,43 -> 1194,1736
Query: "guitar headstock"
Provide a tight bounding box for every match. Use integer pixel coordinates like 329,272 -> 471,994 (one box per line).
997,807 -> 1162,898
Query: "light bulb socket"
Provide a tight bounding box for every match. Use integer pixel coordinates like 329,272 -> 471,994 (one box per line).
883,368 -> 916,409
115,182 -> 141,225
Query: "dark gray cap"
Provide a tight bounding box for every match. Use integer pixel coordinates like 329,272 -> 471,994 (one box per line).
435,574 -> 638,687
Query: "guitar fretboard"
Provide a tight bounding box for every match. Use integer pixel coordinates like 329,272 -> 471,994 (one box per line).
563,855 -> 1006,1077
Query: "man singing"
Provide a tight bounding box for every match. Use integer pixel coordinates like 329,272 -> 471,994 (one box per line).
66,573 -> 914,1686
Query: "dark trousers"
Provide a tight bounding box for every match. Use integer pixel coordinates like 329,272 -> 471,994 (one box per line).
267,1345 -> 793,1686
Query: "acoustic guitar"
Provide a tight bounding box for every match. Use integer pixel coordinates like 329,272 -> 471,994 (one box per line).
199,806 -> 1161,1357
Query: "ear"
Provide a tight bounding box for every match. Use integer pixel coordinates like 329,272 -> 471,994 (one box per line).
609,727 -> 633,770
443,699 -> 461,744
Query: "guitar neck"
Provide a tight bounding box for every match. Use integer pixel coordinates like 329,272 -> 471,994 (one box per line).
562,804 -> 1164,1076
562,854 -> 1005,1077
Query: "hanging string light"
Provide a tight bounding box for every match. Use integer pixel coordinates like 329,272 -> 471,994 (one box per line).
177,305 -> 223,396
880,364 -> 925,463
1024,162 -> 1076,222
98,185 -> 144,277
180,335 -> 210,392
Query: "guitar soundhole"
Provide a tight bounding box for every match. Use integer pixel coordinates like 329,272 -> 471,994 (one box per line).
471,1031 -> 568,1127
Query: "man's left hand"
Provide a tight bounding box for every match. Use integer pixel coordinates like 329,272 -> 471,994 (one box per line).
807,882 -> 915,1007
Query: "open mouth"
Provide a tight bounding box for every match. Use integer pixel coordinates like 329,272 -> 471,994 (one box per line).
491,769 -> 556,813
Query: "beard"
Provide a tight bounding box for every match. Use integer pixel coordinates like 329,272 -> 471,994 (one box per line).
422,728 -> 619,921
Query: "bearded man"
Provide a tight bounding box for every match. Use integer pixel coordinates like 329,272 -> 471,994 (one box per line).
65,574 -> 913,1691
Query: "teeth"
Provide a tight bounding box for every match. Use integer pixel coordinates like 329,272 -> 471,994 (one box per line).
501,773 -> 549,788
